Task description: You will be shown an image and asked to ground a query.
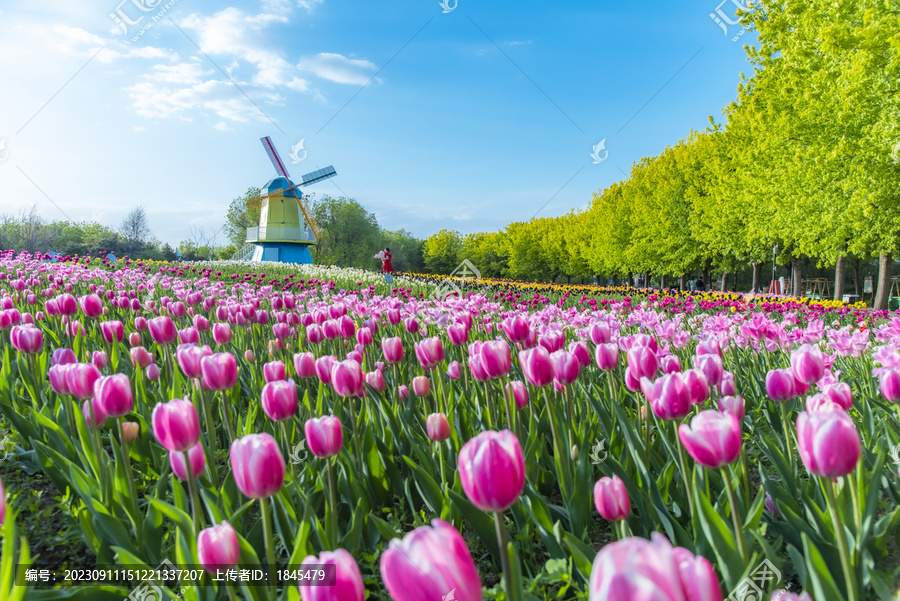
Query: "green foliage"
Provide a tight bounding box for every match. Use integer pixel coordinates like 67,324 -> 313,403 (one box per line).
312,196 -> 385,269
423,229 -> 463,274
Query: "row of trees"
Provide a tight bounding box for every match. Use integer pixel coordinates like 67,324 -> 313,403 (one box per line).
423,1 -> 900,305
224,190 -> 426,272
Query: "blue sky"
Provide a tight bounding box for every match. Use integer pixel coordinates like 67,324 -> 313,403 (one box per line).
0,0 -> 755,247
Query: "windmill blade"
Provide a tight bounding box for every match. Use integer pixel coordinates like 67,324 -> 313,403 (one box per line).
297,165 -> 337,187
260,136 -> 291,180
297,196 -> 323,241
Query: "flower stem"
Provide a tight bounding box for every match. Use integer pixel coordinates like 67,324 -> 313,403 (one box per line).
259,496 -> 277,598
721,466 -> 748,563
823,478 -> 859,601
199,387 -> 219,489
780,401 -> 794,474
493,512 -> 520,601
117,418 -> 141,542
325,457 -> 339,548
183,449 -> 201,533
674,422 -> 695,521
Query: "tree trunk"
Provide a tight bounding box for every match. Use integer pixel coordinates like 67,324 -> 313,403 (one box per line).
792,258 -> 802,297
833,255 -> 845,301
874,253 -> 892,310
628,271 -> 633,287
751,263 -> 761,292
702,259 -> 711,289
679,275 -> 685,291
854,259 -> 860,295
731,270 -> 737,292
719,272 -> 727,292
660,274 -> 667,289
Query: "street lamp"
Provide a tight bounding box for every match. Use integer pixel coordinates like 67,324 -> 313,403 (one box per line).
771,243 -> 779,293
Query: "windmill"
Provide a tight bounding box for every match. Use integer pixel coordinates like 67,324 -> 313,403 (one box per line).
236,136 -> 337,263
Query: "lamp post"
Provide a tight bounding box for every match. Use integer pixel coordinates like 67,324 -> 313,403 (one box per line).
771,243 -> 779,293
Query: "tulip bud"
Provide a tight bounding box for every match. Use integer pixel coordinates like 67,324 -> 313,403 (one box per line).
198,521 -> 240,576
152,398 -> 201,452
299,549 -> 365,601
678,410 -> 742,469
261,380 -> 299,422
83,397 -> 108,428
146,363 -> 161,381
458,430 -> 524,512
796,410 -> 860,478
230,433 -> 286,498
593,475 -> 630,522
412,375 -> 430,396
426,413 -> 451,442
122,422 -> 140,443
305,416 -> 343,458
570,444 -> 579,461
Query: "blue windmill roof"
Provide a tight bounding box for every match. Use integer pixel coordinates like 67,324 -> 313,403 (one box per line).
263,176 -> 301,198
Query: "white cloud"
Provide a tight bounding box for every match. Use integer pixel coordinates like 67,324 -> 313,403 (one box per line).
146,62 -> 211,84
296,53 -> 378,85
503,40 -> 532,47
213,121 -> 232,131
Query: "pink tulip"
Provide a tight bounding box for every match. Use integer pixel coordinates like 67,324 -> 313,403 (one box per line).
365,369 -> 386,393
95,373 -> 134,417
519,347 -> 554,387
380,519 -> 482,601
323,319 -> 340,340
427,413 -> 451,442
717,395 -> 745,421
212,322 -> 232,345
398,385 -> 409,400
129,332 -> 142,347
682,369 -> 709,405
414,337 -> 445,370
593,475 -> 630,522
230,433 -> 286,498
65,363 -> 103,400
79,294 -> 104,318
568,341 -> 592,368
92,350 -> 109,370
263,360 -> 286,383
796,410 -> 861,478
412,375 -> 431,396
821,382 -> 852,410
146,363 -> 161,381
627,346 -> 658,380
720,371 -> 736,396
339,315 -> 356,338
468,355 -> 488,382
197,521 -> 240,575
293,352 -> 317,378
176,344 -> 213,379
10,324 -> 42,354
458,430 -> 524,512
299,549 -> 365,601
382,337 -> 404,364
589,323 -> 611,344
539,331 -> 566,354
678,410 -> 742,469
331,360 -> 364,397
148,315 -> 177,346
645,373 -> 692,420
99,320 -> 124,344
178,326 -> 200,345
305,416 -> 343,458
261,379 -> 299,422
589,532 -> 722,601
152,398 -> 200,452
550,350 -> 580,386
506,381 -> 528,409
501,315 -> 530,343
594,343 -> 618,371
57,293 -> 77,316
446,361 -> 461,380
193,315 -> 210,332
201,353 -> 238,391
170,443 -> 206,480
791,344 -> 825,385
51,348 -> 77,366
766,369 -> 796,402
448,322 -> 469,346
315,355 -> 338,385
479,340 -> 512,379
130,346 -> 153,368
83,397 -> 108,428
660,354 -> 682,374
694,354 -> 723,387
48,364 -> 72,395
879,368 -> 900,402
306,324 -> 324,345
404,317 -> 420,334
765,493 -> 778,516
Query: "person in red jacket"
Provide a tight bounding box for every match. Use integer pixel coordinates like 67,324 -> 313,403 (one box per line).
381,247 -> 393,274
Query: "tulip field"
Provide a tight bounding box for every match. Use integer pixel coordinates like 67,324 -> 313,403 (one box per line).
1,252 -> 900,601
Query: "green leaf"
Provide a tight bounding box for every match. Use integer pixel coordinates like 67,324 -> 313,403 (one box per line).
801,533 -> 846,601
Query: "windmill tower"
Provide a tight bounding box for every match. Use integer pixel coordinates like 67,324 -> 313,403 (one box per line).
241,136 -> 336,264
